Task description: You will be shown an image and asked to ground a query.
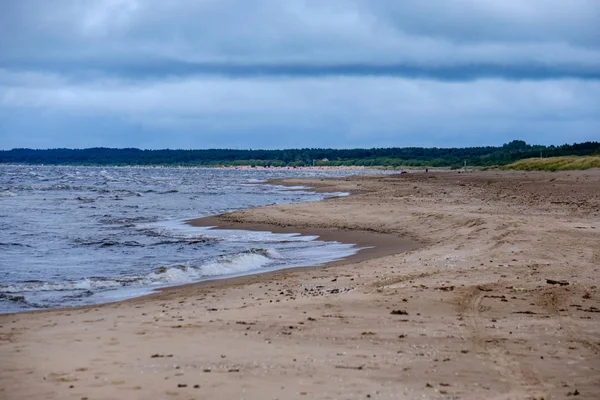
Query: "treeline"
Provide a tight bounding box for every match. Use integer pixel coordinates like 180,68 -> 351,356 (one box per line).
1,141 -> 598,168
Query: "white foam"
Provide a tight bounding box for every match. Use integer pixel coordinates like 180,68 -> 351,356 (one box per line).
148,219 -> 319,243
0,278 -> 124,293
144,266 -> 200,284
198,228 -> 319,243
144,251 -> 275,284
271,185 -> 310,191
200,253 -> 272,276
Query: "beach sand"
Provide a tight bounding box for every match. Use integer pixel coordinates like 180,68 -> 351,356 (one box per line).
1,170 -> 599,399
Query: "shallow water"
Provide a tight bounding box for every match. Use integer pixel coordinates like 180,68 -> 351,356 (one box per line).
0,165 -> 379,313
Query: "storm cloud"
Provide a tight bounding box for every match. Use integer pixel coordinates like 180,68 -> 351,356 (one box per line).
1,0 -> 599,148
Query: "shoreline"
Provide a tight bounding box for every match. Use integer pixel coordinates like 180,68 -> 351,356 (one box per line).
2,169 -> 599,399
186,215 -> 420,268
127,214 -> 420,309
145,176 -> 420,304
0,175 -> 417,316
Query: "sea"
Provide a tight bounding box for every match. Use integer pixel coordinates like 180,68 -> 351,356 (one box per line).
0,165 -> 379,314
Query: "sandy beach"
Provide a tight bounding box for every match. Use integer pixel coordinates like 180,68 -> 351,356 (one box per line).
1,170 -> 599,400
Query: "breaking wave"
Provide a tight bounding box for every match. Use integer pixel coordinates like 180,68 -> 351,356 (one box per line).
0,248 -> 280,296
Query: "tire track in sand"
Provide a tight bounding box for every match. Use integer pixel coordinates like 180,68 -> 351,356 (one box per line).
460,286 -> 546,399
538,286 -> 600,355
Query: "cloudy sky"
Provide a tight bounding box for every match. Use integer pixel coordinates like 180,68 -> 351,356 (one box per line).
0,0 -> 598,149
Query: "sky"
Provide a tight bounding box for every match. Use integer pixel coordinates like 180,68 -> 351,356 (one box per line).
0,0 -> 599,149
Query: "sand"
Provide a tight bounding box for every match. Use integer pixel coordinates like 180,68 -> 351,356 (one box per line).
1,169 -> 599,400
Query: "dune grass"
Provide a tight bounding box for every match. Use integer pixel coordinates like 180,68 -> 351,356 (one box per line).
503,156 -> 600,171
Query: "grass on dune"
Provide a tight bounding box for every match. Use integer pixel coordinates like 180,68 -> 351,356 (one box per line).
503,156 -> 600,171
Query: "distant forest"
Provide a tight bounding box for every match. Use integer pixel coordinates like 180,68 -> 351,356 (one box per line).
1,141 -> 599,168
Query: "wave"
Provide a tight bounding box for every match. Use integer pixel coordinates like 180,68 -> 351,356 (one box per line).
0,242 -> 32,247
73,238 -> 145,248
0,293 -> 27,303
97,215 -> 160,226
136,224 -> 216,241
72,237 -> 211,248
0,248 -> 279,295
75,196 -> 95,203
138,189 -> 180,194
143,248 -> 279,282
36,184 -> 77,191
0,277 -> 128,293
0,293 -> 49,309
192,250 -> 275,277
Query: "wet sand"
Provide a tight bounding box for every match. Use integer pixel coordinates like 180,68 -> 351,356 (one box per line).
187,216 -> 420,267
1,170 -> 599,400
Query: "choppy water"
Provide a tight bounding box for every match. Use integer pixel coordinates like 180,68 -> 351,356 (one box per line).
0,165 -> 375,313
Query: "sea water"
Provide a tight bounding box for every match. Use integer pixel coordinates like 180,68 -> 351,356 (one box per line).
0,165 -> 379,313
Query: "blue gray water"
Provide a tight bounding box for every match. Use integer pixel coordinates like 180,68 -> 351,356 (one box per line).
0,165 -> 383,313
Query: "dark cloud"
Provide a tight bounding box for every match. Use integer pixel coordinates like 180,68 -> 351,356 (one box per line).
2,0 -> 598,81
0,0 -> 598,148
4,58 -> 600,82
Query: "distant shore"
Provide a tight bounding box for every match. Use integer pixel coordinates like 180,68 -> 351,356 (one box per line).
0,163 -> 435,171
3,141 -> 598,169
1,169 -> 599,399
